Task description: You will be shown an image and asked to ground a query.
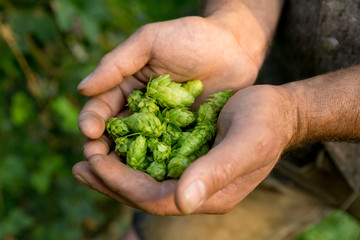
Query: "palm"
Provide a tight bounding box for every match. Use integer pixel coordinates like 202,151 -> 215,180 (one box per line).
137,17 -> 258,100
73,85 -> 296,214
77,16 -> 260,139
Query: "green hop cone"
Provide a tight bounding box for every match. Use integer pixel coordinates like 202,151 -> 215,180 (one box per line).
126,135 -> 148,171
148,138 -> 171,162
177,121 -> 216,157
206,90 -> 233,113
127,89 -> 144,113
115,136 -> 133,157
197,90 -> 233,123
138,97 -> 160,114
162,108 -> 196,127
196,103 -> 217,123
147,137 -> 159,151
153,142 -> 171,163
146,161 -> 166,181
182,79 -> 203,98
105,117 -> 130,139
188,143 -> 210,162
167,156 -> 191,179
162,122 -> 182,146
172,131 -> 191,149
124,112 -> 163,137
146,75 -> 195,108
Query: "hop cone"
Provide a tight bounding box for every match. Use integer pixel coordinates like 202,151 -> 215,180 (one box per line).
126,135 -> 148,171
177,121 -> 216,157
161,122 -> 182,146
146,75 -> 195,108
172,131 -> 191,149
206,90 -> 233,113
167,156 -> 191,179
148,138 -> 171,163
105,117 -> 130,139
188,143 -> 210,162
115,136 -> 133,157
125,112 -> 163,137
197,103 -> 217,123
127,89 -> 144,113
162,108 -> 196,127
197,90 -> 233,122
146,161 -> 166,182
138,97 -> 159,114
182,80 -> 203,98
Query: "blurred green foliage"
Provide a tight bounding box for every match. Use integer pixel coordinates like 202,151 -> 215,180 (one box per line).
0,0 -> 200,239
0,0 -> 359,239
296,211 -> 360,240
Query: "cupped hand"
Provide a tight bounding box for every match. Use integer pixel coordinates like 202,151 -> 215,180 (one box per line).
77,16 -> 260,140
73,84 -> 299,215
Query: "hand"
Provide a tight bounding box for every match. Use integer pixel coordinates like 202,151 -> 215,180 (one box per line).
77,16 -> 260,140
73,84 -> 298,215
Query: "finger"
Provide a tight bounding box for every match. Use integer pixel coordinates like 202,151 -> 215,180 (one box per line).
78,86 -> 124,139
194,163 -> 275,214
72,161 -> 136,207
88,154 -> 182,215
82,135 -> 113,160
78,77 -> 146,139
77,25 -> 155,96
175,124 -> 281,214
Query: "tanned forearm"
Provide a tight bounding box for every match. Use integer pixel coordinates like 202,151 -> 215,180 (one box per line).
203,0 -> 285,68
283,65 -> 360,146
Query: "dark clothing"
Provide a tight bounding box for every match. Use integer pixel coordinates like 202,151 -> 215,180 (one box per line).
258,0 -> 360,219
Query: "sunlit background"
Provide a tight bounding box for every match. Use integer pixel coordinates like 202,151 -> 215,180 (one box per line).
0,0 -> 359,239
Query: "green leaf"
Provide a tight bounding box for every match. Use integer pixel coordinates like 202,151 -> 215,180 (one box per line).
52,0 -> 77,31
0,208 -> 35,235
10,92 -> 35,127
0,155 -> 27,192
30,154 -> 63,194
50,95 -> 79,133
79,13 -> 100,44
296,210 -> 360,240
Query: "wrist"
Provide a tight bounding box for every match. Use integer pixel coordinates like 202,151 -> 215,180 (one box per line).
203,0 -> 284,69
281,66 -> 360,146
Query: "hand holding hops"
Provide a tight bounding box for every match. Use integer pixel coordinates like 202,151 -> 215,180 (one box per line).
105,75 -> 232,181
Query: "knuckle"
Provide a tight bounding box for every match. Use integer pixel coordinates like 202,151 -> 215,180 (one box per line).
208,162 -> 233,190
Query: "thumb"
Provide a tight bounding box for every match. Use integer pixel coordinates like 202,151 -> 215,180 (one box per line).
174,129 -> 278,214
77,25 -> 155,96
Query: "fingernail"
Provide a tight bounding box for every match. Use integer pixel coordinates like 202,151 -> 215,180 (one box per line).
78,72 -> 93,89
183,180 -> 206,213
75,174 -> 89,186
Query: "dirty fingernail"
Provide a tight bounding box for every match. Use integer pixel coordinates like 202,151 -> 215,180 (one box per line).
183,180 -> 206,213
75,174 -> 90,187
78,72 -> 93,89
